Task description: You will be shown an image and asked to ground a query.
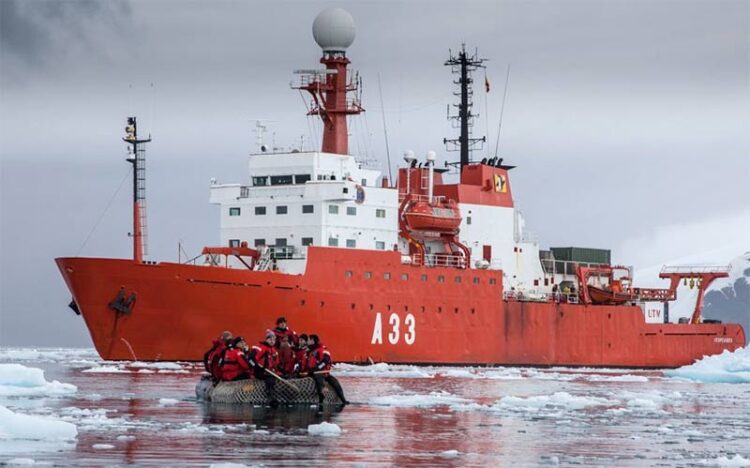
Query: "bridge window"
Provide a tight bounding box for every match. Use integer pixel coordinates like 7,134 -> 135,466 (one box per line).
270,175 -> 293,185
302,205 -> 314,214
229,239 -> 240,247
275,238 -> 287,247
343,187 -> 349,194
255,206 -> 266,215
301,237 -> 313,246
347,206 -> 357,216
295,174 -> 311,184
276,205 -> 288,215
329,205 -> 339,214
328,238 -> 339,247
252,176 -> 268,186
376,209 -> 386,218
375,241 -> 385,250
346,239 -> 356,248
467,216 -> 472,225
361,179 -> 367,186
254,239 -> 266,247
229,207 -> 240,216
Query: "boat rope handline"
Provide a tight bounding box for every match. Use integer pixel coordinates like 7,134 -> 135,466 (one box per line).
75,167 -> 132,256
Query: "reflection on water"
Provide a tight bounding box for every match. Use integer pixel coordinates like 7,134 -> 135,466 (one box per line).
1,348 -> 749,466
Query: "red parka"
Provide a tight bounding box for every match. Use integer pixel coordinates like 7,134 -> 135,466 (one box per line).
308,343 -> 333,372
220,347 -> 250,381
204,339 -> 228,381
247,342 -> 279,372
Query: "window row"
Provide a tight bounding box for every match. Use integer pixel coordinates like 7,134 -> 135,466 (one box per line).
252,174 -> 311,187
344,270 -> 498,284
229,238 -> 386,250
230,205 -> 388,217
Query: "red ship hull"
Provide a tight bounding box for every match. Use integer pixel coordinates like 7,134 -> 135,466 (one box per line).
56,247 -> 745,367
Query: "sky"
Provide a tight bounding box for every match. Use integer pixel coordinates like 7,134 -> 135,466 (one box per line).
1,0 -> 748,347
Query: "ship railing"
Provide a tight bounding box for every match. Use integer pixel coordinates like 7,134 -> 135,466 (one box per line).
503,290 -> 579,304
660,265 -> 731,275
268,246 -> 296,260
411,253 -> 466,269
239,185 -> 304,199
519,230 -> 538,244
398,193 -> 446,204
541,259 -> 609,276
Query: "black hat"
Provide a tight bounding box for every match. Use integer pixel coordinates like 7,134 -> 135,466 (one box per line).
299,334 -> 308,341
276,316 -> 287,325
232,336 -> 245,346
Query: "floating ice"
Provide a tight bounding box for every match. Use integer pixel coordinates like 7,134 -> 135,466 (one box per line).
371,391 -> 468,407
439,449 -> 460,458
0,347 -> 96,363
498,392 -> 612,411
129,362 -> 184,370
334,363 -> 433,378
699,454 -> 750,466
586,374 -> 649,383
6,458 -> 37,465
210,464 -> 252,468
81,365 -> 128,374
92,443 -> 114,449
0,364 -> 77,397
0,405 -> 77,440
307,422 -> 342,437
666,347 -> 750,384
158,398 -> 179,406
116,434 -> 136,441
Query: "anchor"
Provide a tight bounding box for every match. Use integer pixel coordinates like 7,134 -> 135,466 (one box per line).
108,286 -> 137,315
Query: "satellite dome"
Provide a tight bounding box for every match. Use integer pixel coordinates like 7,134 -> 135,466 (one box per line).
312,8 -> 356,52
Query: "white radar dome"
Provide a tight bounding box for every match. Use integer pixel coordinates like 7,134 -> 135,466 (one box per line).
312,8 -> 356,52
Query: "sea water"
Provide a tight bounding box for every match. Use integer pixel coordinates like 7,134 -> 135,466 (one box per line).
0,347 -> 749,466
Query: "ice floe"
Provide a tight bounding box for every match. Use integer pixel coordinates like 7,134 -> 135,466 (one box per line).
81,365 -> 129,374
92,443 -> 114,449
0,405 -> 77,440
666,347 -> 750,384
498,392 -> 612,411
699,454 -> 750,466
438,449 -> 461,458
0,364 -> 77,397
371,391 -> 468,407
334,363 -> 433,378
307,422 -> 342,436
158,398 -> 179,406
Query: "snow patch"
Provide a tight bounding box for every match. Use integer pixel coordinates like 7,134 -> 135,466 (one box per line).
334,363 -> 433,378
371,391 -> 468,407
0,364 -> 76,397
0,405 -> 77,440
666,347 -> 750,384
307,422 -> 342,437
439,450 -> 461,458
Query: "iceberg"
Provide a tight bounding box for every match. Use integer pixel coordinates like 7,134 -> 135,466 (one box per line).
0,405 -> 77,440
665,347 -> 750,383
0,364 -> 77,397
307,422 -> 342,437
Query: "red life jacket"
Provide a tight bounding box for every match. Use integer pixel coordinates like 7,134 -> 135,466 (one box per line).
203,339 -> 223,373
272,327 -> 298,348
278,344 -> 295,376
248,342 -> 279,371
308,344 -> 333,372
220,347 -> 250,381
208,340 -> 227,380
294,348 -> 308,373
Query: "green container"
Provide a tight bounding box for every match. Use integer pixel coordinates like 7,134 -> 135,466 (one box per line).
550,247 -> 610,265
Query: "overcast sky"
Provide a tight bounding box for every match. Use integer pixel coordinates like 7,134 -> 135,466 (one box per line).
1,0 -> 748,347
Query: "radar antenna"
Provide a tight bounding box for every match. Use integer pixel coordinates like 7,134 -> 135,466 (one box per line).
443,44 -> 487,169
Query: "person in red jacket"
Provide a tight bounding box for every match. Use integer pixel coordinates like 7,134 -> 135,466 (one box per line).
246,330 -> 280,407
293,334 -> 309,376
272,316 -> 298,348
307,334 -> 348,406
220,336 -> 251,381
203,331 -> 233,382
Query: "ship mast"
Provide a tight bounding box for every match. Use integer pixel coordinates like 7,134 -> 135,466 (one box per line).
294,8 -> 363,155
444,44 -> 487,169
123,117 -> 151,263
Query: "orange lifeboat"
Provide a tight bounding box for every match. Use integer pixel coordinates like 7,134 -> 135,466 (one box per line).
403,199 -> 462,233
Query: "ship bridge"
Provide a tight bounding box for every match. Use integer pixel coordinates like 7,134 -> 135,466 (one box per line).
209,151 -> 398,274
